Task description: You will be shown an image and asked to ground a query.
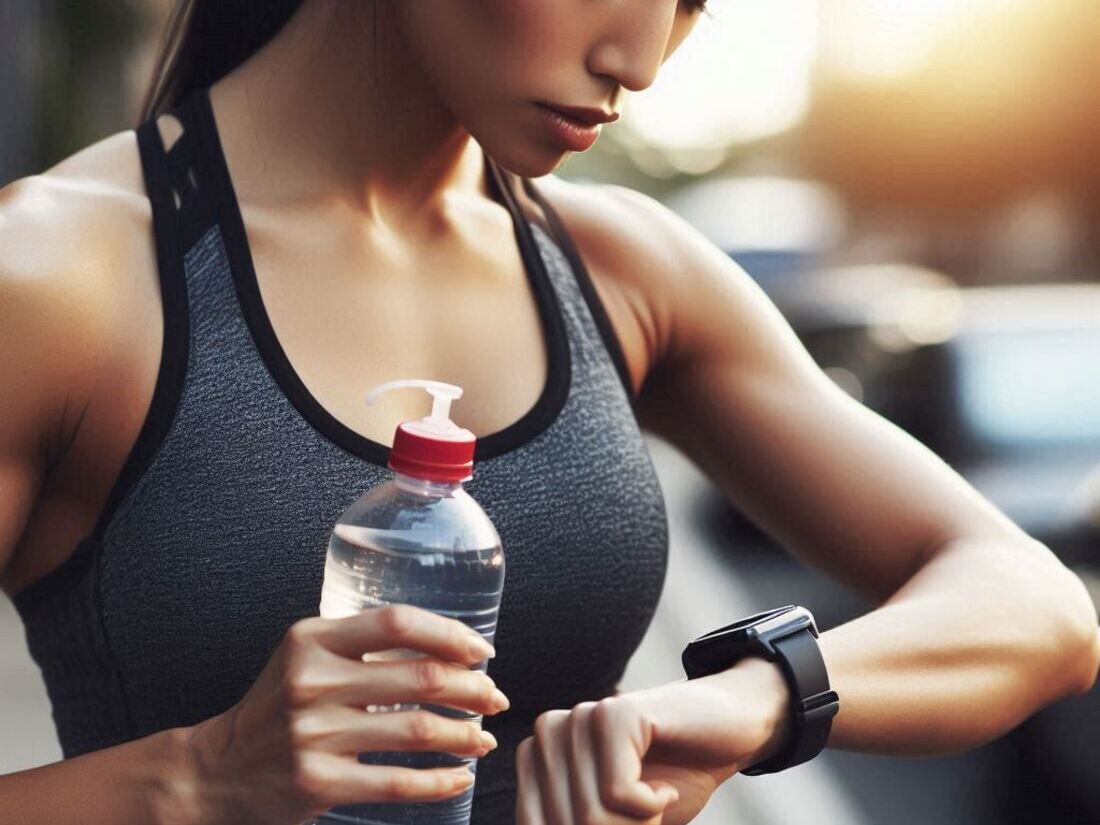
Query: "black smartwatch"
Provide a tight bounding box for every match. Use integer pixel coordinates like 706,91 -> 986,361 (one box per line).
681,605 -> 840,775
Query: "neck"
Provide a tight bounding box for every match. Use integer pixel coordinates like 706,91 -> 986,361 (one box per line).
208,0 -> 487,230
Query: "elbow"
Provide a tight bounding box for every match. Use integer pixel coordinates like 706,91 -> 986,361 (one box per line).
1078,625 -> 1100,695
1002,539 -> 1100,703
1067,608 -> 1100,697
1053,567 -> 1100,697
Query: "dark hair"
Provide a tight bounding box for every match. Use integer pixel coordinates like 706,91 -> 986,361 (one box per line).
136,0 -> 304,124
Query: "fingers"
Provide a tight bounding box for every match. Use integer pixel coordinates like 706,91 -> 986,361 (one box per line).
298,646 -> 509,717
516,737 -> 545,825
565,703 -> 607,824
297,603 -> 495,666
298,750 -> 476,810
518,699 -> 675,825
290,704 -> 499,759
590,698 -> 670,818
569,702 -> 670,824
533,710 -> 574,825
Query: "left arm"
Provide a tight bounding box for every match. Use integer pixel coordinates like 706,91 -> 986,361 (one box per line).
514,181 -> 1099,825
609,184 -> 1100,756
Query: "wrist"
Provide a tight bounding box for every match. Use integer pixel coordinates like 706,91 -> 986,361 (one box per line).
151,708 -> 245,825
712,655 -> 793,770
146,725 -> 207,825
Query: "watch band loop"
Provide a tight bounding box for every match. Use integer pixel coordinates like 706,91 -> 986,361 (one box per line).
741,625 -> 839,775
681,606 -> 840,777
802,689 -> 842,725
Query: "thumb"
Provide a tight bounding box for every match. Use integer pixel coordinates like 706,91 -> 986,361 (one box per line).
650,782 -> 680,806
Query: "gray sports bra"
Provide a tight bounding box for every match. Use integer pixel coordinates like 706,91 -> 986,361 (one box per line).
12,85 -> 669,822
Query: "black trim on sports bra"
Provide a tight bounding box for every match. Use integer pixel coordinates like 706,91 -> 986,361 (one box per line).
192,85 -> 571,467
521,178 -> 638,408
91,111 -> 194,541
11,103 -> 194,623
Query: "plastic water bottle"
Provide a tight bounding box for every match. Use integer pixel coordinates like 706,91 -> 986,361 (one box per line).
309,379 -> 505,825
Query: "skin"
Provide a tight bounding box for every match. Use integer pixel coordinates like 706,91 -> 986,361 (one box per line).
1,1 -> 1098,824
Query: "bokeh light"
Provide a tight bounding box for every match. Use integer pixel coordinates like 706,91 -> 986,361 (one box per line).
616,1 -> 818,174
821,0 -> 1031,81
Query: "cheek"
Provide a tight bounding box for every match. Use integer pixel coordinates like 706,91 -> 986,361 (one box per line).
483,0 -> 568,39
402,0 -> 579,105
665,14 -> 700,60
471,0 -> 585,82
399,1 -> 525,93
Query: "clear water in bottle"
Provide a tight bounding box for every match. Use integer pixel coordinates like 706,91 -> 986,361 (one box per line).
311,471 -> 505,825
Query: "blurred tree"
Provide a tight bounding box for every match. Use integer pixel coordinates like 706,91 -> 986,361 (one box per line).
1,0 -> 145,183
799,0 -> 1100,211
36,0 -> 144,171
0,1 -> 43,185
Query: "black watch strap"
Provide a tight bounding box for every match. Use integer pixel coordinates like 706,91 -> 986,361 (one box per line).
741,628 -> 840,775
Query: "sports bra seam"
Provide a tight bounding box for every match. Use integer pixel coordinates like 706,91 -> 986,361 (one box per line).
89,105 -> 209,742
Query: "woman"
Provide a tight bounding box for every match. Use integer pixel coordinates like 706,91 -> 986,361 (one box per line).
1,1 -> 1097,824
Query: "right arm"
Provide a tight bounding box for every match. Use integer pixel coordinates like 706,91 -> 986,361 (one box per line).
0,173 -> 187,824
0,608 -> 505,825
0,174 -> 101,597
0,727 -> 196,825
1,173 -> 509,825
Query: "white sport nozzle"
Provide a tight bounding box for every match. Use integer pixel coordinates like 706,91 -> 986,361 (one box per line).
364,379 -> 467,436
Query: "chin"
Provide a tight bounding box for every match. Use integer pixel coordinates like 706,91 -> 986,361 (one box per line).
487,142 -> 575,179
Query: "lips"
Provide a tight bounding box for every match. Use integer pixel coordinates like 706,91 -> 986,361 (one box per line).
534,104 -> 604,151
537,102 -> 619,127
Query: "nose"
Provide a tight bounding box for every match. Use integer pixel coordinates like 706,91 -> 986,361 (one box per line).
586,1 -> 680,93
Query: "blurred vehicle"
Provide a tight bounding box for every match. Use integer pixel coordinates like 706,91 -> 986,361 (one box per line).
695,266 -> 1100,572
763,261 -> 959,421
907,284 -> 1100,567
663,175 -> 847,288
665,172 -> 1100,561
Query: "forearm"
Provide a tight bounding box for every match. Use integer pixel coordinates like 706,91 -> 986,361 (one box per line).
0,726 -> 198,825
815,535 -> 1100,755
714,534 -> 1100,768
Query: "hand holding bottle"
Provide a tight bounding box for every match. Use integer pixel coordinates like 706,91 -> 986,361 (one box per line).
180,605 -> 509,825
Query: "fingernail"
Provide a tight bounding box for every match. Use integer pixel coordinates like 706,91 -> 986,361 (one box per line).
491,688 -> 510,711
479,730 -> 498,750
467,635 -> 495,660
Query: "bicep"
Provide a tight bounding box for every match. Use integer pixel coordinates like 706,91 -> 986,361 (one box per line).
630,198 -> 1027,604
0,178 -> 101,593
0,279 -> 53,593
0,448 -> 46,596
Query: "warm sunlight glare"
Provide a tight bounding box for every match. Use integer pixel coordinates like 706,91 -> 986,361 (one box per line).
620,0 -> 818,169
821,0 -> 1032,80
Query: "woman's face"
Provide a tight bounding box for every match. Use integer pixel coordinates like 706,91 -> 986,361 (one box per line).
396,0 -> 707,176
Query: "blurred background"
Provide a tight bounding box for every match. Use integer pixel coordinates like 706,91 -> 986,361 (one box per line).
2,1 -> 1100,823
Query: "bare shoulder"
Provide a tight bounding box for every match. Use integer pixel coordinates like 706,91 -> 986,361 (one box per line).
0,125 -> 160,460
0,125 -> 170,593
527,174 -> 734,396
2,124 -> 154,291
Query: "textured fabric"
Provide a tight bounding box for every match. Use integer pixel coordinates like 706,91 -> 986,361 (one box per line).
12,87 -> 670,822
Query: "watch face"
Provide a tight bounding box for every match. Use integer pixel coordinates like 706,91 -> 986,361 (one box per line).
756,605 -> 816,638
692,606 -> 797,643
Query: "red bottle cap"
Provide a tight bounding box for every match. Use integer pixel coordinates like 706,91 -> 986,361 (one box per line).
363,379 -> 477,483
389,421 -> 475,483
